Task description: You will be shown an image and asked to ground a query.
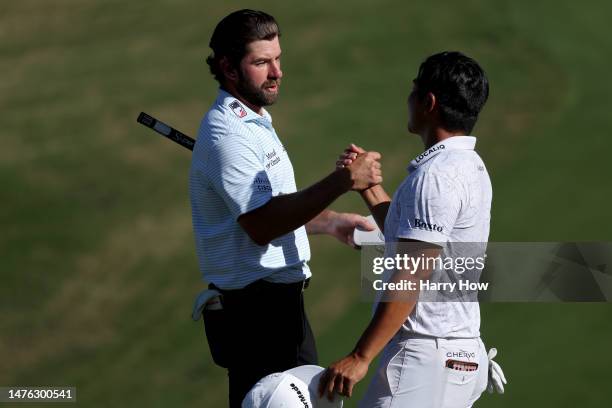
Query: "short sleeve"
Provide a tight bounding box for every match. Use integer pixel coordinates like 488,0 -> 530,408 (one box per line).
396,171 -> 461,243
205,134 -> 273,219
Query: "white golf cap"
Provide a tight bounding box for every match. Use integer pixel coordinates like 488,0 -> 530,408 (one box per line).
353,215 -> 384,246
242,365 -> 343,408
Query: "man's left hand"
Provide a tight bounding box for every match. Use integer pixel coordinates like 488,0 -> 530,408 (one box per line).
318,353 -> 370,400
327,213 -> 375,247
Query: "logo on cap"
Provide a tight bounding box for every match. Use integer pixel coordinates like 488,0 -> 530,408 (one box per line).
289,383 -> 309,407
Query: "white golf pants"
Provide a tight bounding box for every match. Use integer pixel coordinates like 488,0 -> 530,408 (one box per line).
359,333 -> 488,408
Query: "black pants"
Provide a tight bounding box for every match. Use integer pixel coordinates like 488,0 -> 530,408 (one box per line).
205,279 -> 318,408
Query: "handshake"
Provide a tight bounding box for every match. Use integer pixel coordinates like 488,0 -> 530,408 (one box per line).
336,143 -> 383,191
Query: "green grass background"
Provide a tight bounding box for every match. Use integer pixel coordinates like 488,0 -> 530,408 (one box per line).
1,0 -> 611,406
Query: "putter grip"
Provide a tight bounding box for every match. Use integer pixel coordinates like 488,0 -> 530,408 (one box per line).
137,112 -> 195,151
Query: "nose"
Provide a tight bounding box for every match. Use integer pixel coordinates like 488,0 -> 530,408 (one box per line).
269,60 -> 282,79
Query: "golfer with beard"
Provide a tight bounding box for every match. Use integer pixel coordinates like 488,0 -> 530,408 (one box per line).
190,10 -> 382,407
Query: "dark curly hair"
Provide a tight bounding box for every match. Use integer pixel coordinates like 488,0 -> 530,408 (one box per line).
206,10 -> 281,84
414,51 -> 489,134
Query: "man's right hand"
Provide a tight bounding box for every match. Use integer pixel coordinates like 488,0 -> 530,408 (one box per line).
238,145 -> 381,246
340,146 -> 382,191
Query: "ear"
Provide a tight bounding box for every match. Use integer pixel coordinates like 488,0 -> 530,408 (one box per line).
425,92 -> 436,114
220,56 -> 239,82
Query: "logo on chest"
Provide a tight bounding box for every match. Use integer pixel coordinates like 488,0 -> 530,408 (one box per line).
265,148 -> 282,170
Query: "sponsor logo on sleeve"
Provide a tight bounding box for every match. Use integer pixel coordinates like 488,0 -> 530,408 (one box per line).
414,218 -> 443,233
229,100 -> 247,118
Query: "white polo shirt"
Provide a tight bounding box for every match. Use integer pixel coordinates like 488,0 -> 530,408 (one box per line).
189,89 -> 311,290
383,136 -> 492,338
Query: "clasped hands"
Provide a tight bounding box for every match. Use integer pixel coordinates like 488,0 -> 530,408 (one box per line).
336,143 -> 382,191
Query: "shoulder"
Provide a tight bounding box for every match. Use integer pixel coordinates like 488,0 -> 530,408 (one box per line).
428,149 -> 482,181
402,155 -> 464,200
409,156 -> 457,185
199,105 -> 247,141
197,104 -> 262,153
416,150 -> 489,203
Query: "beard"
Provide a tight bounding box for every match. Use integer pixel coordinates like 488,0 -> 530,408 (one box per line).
236,70 -> 281,107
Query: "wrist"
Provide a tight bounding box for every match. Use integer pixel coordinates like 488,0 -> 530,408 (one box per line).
322,210 -> 338,235
350,348 -> 374,365
333,167 -> 353,193
360,184 -> 389,205
359,185 -> 376,195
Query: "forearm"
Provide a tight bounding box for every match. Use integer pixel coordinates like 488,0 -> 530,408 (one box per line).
360,185 -> 391,232
239,169 -> 351,245
351,244 -> 439,362
352,297 -> 416,363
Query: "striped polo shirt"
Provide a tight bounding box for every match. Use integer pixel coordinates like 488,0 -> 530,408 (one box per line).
189,89 -> 311,290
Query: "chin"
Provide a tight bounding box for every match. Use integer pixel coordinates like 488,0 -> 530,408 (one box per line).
263,96 -> 278,106
262,91 -> 279,105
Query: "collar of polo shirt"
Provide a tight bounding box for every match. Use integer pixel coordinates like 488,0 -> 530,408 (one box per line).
407,135 -> 477,172
217,88 -> 273,126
